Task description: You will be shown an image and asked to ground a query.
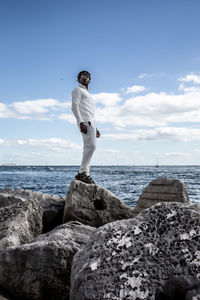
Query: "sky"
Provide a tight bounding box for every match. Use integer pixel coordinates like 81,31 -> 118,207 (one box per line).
0,0 -> 200,165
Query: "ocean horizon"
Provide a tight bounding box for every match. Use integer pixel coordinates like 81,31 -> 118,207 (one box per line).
0,165 -> 200,207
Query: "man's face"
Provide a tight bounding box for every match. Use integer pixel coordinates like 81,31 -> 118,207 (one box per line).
79,73 -> 91,85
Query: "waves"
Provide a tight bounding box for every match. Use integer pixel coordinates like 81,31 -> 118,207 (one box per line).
0,165 -> 199,206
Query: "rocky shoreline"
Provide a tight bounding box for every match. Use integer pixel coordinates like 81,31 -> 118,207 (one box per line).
0,177 -> 199,299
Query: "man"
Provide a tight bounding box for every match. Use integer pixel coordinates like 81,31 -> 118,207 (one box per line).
71,70 -> 100,184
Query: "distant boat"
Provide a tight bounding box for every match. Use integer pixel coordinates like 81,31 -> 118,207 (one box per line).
155,157 -> 159,168
45,163 -> 52,171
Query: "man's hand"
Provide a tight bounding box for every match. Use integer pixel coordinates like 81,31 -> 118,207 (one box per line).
80,122 -> 87,134
96,128 -> 100,138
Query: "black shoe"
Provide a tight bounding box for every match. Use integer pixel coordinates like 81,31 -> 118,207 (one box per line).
75,172 -> 95,184
87,175 -> 95,184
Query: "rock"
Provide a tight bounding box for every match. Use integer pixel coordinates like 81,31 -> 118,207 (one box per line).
63,180 -> 135,227
133,177 -> 190,216
0,294 -> 10,300
0,188 -> 65,233
0,221 -> 95,300
0,198 -> 43,251
191,203 -> 200,213
70,202 -> 200,300
0,193 -> 25,208
155,275 -> 200,300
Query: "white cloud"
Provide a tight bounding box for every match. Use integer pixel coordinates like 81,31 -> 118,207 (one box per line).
179,74 -> 200,84
95,90 -> 200,128
163,152 -> 188,157
0,138 -> 81,152
103,127 -> 200,142
91,93 -> 122,106
178,83 -> 200,93
11,99 -> 68,115
0,99 -> 70,120
98,148 -> 120,153
125,85 -> 146,94
15,138 -> 81,151
138,73 -> 150,79
138,72 -> 166,79
194,149 -> 200,153
17,140 -> 28,145
0,103 -> 16,118
58,113 -> 76,123
94,73 -> 200,130
1,73 -> 200,145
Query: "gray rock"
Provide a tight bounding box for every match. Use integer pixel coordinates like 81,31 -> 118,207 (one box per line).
0,221 -> 95,300
0,294 -> 10,300
0,188 -> 65,233
133,177 -> 190,216
0,198 -> 43,251
70,202 -> 200,300
0,193 -> 25,208
63,180 -> 135,227
155,275 -> 200,300
191,203 -> 200,213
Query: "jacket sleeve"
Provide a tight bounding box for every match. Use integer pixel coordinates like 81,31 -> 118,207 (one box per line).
71,88 -> 83,124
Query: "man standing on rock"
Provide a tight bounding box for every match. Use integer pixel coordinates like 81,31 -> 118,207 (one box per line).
71,70 -> 100,184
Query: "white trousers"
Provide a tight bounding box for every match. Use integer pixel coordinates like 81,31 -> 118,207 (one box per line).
79,120 -> 96,175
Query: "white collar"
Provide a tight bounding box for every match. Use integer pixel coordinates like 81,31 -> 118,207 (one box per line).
79,83 -> 88,90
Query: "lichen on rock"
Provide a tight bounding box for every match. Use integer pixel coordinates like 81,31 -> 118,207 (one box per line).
70,202 -> 200,300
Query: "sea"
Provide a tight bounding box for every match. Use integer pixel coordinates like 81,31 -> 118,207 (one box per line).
0,165 -> 199,207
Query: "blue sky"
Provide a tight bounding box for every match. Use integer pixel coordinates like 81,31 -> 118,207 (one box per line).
1,0 -> 200,165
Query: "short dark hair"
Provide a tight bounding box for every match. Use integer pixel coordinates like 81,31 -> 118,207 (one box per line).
77,70 -> 91,81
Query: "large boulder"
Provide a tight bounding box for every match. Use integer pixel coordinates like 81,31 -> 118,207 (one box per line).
0,188 -> 65,233
0,294 -> 9,300
0,198 -> 43,251
155,275 -> 200,300
0,193 -> 24,208
0,221 -> 95,300
63,180 -> 135,227
70,202 -> 200,300
133,177 -> 190,216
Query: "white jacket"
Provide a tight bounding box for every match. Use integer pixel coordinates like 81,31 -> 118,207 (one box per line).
71,83 -> 95,125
